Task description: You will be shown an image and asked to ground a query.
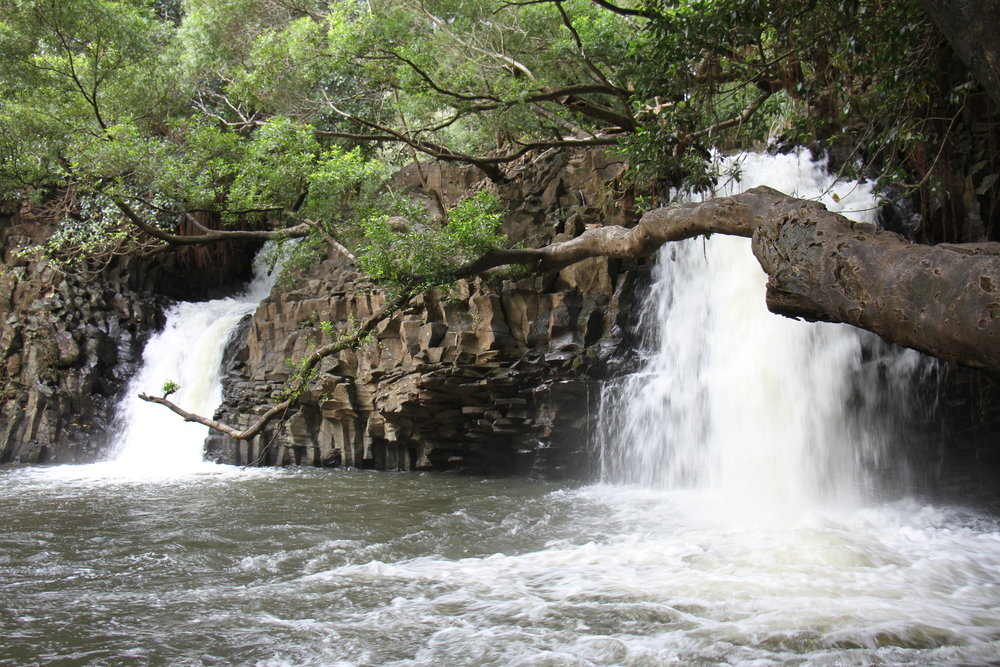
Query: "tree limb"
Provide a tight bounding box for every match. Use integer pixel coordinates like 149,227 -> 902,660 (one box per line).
587,0 -> 657,20
142,186 -> 1000,442
689,91 -> 772,139
450,186 -> 1000,371
138,288 -> 417,439
112,198 -> 311,245
319,94 -> 620,178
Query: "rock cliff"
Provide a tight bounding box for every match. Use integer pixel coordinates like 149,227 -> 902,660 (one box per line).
206,150 -> 648,476
0,202 -> 258,463
3,148 -> 997,487
0,202 -> 164,462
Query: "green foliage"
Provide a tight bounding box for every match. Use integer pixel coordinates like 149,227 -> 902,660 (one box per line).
0,0 -> 994,270
302,147 -> 389,228
357,190 -> 506,286
621,0 -> 958,200
318,319 -> 337,339
259,236 -> 326,289
0,0 -> 176,193
445,190 -> 507,258
161,379 -> 181,397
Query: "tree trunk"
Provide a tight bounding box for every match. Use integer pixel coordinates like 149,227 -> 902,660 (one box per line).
923,0 -> 1000,107
141,186 -> 1000,439
750,192 -> 1000,372
472,186 -> 1000,372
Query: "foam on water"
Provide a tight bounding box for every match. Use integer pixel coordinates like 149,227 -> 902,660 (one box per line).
3,154 -> 999,665
2,467 -> 998,664
295,487 -> 1000,665
599,150 -> 920,512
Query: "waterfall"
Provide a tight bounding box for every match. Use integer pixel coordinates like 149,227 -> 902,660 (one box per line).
599,151 -> 922,510
105,250 -> 277,473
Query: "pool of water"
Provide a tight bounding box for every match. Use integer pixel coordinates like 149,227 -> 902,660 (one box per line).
2,464 -> 999,666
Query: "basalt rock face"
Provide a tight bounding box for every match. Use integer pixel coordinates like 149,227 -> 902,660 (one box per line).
206,150 -> 648,477
0,202 -> 259,464
919,365 -> 1000,504
0,202 -> 166,463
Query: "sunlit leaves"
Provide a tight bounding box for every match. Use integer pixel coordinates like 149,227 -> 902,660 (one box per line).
302,147 -> 388,224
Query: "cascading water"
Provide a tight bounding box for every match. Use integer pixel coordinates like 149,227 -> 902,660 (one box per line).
599,150 -> 921,510
104,250 -> 277,474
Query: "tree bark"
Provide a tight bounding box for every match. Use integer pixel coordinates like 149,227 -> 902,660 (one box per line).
923,0 -> 1000,107
749,192 -> 1000,372
467,186 -> 1000,372
140,186 -> 1000,440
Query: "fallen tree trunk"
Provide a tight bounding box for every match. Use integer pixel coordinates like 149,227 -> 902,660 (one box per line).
750,191 -> 1000,373
140,185 -> 1000,439
469,186 -> 1000,372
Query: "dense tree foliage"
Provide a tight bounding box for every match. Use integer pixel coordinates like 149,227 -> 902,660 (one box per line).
2,0 -> 996,276
4,0 -> 997,434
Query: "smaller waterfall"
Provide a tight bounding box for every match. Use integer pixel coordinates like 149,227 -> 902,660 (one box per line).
599,151 -> 923,510
106,252 -> 277,473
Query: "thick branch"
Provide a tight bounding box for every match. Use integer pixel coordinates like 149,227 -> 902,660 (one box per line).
113,198 -> 310,245
319,96 -> 620,179
454,187 -> 1000,371
142,187 -> 1000,440
451,189 -> 767,275
588,0 -> 657,20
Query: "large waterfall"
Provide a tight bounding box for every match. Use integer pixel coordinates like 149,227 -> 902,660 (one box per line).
599,151 -> 922,510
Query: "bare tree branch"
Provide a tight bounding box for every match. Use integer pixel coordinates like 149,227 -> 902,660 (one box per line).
112,198 -> 310,245
415,3 -> 538,79
139,287 -> 418,438
587,0 -> 657,20
141,185 -> 1000,442
689,90 -> 772,139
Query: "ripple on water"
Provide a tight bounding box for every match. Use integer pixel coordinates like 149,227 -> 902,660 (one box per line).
1,468 -> 999,666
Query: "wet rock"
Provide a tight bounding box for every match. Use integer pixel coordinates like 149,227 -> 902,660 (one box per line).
53,331 -> 80,368
208,149 -> 647,477
0,200 -> 253,463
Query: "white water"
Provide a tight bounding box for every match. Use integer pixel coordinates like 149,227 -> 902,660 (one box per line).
567,151 -> 1000,662
99,252 -> 276,475
600,150 -> 923,510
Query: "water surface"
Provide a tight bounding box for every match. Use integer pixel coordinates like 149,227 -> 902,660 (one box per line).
2,466 -> 999,666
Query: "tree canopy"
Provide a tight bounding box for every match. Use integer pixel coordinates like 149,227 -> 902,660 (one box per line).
2,0 -> 996,271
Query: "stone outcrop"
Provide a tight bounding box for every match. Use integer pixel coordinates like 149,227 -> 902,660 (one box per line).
0,202 -> 165,462
0,202 -> 260,463
918,365 -> 1000,501
206,150 -> 648,476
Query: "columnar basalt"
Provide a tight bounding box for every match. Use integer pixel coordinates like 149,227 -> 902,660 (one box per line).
206,150 -> 647,476
0,202 -> 165,462
0,201 -> 259,464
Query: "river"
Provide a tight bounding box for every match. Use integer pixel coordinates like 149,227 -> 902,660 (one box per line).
2,468 -> 999,665
1,152 -> 999,665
